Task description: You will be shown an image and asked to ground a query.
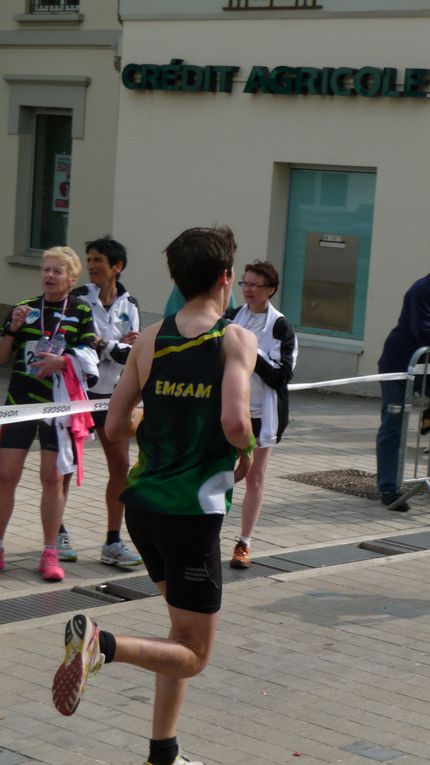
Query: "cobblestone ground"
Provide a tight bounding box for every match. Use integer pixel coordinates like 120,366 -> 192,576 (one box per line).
1,389 -> 430,765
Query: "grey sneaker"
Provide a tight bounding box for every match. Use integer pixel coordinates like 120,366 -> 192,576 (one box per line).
100,540 -> 142,567
56,531 -> 78,562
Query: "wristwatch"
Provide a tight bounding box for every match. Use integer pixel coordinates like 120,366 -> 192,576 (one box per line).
3,322 -> 17,338
97,339 -> 108,353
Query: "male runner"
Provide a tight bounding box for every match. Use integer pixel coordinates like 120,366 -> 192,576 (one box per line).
52,225 -> 257,765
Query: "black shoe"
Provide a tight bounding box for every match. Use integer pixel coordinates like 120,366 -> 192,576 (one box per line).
380,491 -> 410,511
421,407 -> 430,436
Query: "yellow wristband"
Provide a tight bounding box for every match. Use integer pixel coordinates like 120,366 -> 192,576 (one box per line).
237,433 -> 256,456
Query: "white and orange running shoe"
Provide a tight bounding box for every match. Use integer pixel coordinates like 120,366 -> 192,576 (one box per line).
52,613 -> 105,716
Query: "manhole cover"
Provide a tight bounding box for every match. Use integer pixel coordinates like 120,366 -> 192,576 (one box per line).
283,469 -> 403,499
342,740 -> 406,762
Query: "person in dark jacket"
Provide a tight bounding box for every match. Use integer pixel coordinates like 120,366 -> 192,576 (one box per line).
377,273 -> 430,510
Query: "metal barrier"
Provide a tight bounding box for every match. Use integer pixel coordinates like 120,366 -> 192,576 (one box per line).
392,346 -> 430,509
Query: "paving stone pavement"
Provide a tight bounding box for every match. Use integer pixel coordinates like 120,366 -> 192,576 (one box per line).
2,385 -> 430,765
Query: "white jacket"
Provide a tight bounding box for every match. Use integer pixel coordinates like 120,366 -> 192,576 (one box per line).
226,302 -> 298,448
72,282 -> 140,394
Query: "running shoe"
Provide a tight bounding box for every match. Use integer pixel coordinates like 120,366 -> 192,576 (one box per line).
146,757 -> 205,765
52,613 -> 105,716
56,530 -> 78,562
100,541 -> 142,567
230,540 -> 250,569
0,547 -> 5,571
38,548 -> 64,581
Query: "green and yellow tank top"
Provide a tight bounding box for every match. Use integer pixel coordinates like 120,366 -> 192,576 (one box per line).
120,314 -> 236,515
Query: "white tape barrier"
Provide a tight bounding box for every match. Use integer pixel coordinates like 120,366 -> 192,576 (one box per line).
0,371 -> 412,426
289,371 -> 409,392
0,398 -> 111,425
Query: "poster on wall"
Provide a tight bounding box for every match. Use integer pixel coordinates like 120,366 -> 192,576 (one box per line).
52,154 -> 71,212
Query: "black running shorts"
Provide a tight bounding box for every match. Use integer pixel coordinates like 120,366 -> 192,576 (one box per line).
251,417 -> 262,439
0,419 -> 58,451
125,508 -> 224,614
87,391 -> 109,429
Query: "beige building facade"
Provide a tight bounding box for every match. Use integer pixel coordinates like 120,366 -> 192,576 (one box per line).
2,1 -> 430,390
0,0 -> 121,305
114,0 -> 430,390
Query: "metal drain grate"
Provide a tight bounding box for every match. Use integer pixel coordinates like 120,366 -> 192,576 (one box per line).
251,557 -> 310,573
359,532 -> 430,556
382,531 -> 430,548
101,576 -> 159,600
2,530 -> 430,626
0,588 -> 118,625
222,559 -> 285,581
257,543 -> 381,570
102,560 -> 286,598
341,740 -> 406,762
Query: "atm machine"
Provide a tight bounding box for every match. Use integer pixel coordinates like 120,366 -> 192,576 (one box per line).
300,232 -> 359,334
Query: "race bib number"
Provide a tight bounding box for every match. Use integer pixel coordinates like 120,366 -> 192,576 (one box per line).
24,341 -> 39,374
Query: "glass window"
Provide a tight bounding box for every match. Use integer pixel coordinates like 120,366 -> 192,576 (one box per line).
281,168 -> 376,341
30,113 -> 72,251
223,1 -> 322,10
30,1 -> 80,12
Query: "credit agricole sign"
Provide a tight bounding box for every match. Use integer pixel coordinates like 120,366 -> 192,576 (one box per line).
122,59 -> 430,98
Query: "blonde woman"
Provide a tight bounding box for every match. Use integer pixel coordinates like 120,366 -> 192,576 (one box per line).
0,247 -> 97,581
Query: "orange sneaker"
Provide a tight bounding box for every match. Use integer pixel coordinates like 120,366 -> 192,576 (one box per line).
230,540 -> 250,569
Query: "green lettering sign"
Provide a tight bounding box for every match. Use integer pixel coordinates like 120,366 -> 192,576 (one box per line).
141,65 -> 161,90
354,67 -> 382,97
295,67 -> 321,95
404,68 -> 430,98
269,67 -> 295,95
320,68 -> 334,96
122,61 -> 430,100
381,68 -> 401,97
330,68 -> 356,96
244,66 -> 271,94
121,64 -> 141,90
161,63 -> 181,91
181,65 -> 205,92
212,66 -> 240,93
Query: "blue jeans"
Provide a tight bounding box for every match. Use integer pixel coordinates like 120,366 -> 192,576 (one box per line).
376,380 -> 406,493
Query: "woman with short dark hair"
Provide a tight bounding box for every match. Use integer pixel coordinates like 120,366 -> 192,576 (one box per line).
226,260 -> 298,569
59,236 -> 142,567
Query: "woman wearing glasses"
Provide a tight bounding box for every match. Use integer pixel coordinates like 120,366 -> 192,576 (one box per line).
225,261 -> 298,569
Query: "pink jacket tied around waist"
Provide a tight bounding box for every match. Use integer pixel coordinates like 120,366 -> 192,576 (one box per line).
61,355 -> 95,485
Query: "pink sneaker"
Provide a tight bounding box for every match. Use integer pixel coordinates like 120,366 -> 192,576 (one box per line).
38,548 -> 64,581
0,547 -> 5,571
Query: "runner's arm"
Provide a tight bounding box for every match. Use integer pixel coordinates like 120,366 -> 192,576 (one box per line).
221,323 -> 257,450
222,324 -> 257,482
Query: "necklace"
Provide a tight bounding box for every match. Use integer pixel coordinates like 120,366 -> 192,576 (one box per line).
41,296 -> 68,340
